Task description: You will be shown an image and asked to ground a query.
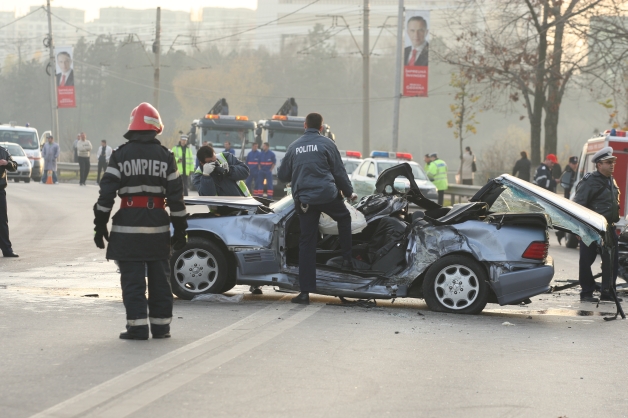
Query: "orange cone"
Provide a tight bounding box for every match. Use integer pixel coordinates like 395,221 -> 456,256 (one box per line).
45,170 -> 53,185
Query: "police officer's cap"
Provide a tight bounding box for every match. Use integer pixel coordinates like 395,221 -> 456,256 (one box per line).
429,153 -> 438,158
180,135 -> 188,141
592,146 -> 615,163
569,156 -> 578,164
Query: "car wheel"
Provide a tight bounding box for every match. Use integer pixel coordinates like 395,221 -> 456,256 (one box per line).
565,233 -> 579,249
13,179 -> 19,183
33,177 -> 41,182
24,178 -> 31,183
422,255 -> 489,315
170,237 -> 228,300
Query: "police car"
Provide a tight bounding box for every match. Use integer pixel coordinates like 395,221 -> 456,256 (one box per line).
0,142 -> 31,182
339,150 -> 363,181
351,151 -> 438,201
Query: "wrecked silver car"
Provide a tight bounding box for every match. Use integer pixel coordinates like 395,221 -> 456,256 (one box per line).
170,164 -> 607,314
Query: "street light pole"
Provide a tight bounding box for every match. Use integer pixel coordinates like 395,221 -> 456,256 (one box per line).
153,7 -> 161,110
46,0 -> 60,145
392,0 -> 404,153
362,0 -> 370,156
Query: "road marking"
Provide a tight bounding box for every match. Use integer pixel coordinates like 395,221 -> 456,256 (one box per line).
31,298 -> 320,418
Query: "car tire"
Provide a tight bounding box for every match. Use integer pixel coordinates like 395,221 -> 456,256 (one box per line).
13,179 -> 19,183
170,237 -> 228,300
24,178 -> 30,183
33,177 -> 41,182
422,255 -> 489,315
565,233 -> 579,249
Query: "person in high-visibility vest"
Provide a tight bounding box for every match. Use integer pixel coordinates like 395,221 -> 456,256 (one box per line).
427,152 -> 448,206
191,145 -> 251,197
172,135 -> 195,196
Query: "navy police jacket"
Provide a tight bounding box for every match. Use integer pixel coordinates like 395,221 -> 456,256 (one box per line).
278,128 -> 352,205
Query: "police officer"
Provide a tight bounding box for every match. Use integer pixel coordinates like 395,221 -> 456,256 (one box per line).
191,145 -> 251,197
94,102 -> 187,340
278,113 -> 357,305
256,142 -> 276,199
560,156 -> 578,198
426,153 -> 448,206
533,154 -> 557,191
573,147 -> 621,303
172,135 -> 194,196
246,142 -> 262,194
0,144 -> 18,257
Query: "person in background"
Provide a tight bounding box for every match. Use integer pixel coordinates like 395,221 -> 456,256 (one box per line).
41,135 -> 60,184
427,153 -> 448,206
96,140 -> 112,184
459,146 -> 475,185
77,132 -> 92,186
560,156 -> 578,198
172,135 -> 194,196
0,143 -> 18,257
256,142 -> 276,199
533,154 -> 557,191
246,142 -> 262,194
223,141 -> 236,155
551,157 -> 562,193
512,151 -> 531,182
423,154 -> 431,173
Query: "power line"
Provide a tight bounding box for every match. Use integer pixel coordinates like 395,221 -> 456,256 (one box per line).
49,11 -> 100,37
0,6 -> 44,30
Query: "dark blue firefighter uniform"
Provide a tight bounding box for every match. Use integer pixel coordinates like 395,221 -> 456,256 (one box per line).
257,149 -> 276,198
246,149 -> 261,193
278,128 -> 354,293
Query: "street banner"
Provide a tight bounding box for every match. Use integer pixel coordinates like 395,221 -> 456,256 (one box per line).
54,46 -> 76,108
403,10 -> 430,97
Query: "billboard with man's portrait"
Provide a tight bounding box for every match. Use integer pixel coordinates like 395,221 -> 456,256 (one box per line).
55,46 -> 76,108
403,10 -> 430,97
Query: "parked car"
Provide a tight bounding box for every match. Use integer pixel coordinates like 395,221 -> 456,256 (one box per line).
339,150 -> 363,181
0,125 -> 42,181
169,164 -> 607,314
0,142 -> 31,182
351,151 -> 438,202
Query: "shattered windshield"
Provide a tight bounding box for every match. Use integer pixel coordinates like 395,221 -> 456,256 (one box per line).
489,184 -> 601,246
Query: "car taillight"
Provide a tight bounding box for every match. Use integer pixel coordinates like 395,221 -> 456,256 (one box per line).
522,241 -> 549,260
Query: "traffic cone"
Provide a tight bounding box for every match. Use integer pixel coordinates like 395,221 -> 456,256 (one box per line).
45,170 -> 53,185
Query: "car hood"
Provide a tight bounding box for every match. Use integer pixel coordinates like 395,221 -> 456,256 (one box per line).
471,174 -> 607,246
375,163 -> 440,210
183,196 -> 263,211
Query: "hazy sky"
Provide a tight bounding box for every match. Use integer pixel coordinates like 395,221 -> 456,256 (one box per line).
1,0 -> 257,21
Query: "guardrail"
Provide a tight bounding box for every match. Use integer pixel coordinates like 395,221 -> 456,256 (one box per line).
57,162 -> 98,175
446,184 -> 481,204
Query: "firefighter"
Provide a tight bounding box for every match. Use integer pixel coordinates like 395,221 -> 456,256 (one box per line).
172,135 -> 194,196
533,154 -> 557,191
246,142 -> 262,194
278,113 -> 357,305
427,153 -> 448,206
93,102 -> 187,340
191,145 -> 251,197
256,142 -> 276,198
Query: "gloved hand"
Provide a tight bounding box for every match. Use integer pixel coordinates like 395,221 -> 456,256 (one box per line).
202,162 -> 215,176
220,161 -> 229,172
349,193 -> 358,202
171,231 -> 186,250
94,224 -> 109,249
171,216 -> 188,251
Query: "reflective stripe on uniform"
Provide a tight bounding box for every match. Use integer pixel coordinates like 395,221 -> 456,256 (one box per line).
106,167 -> 121,178
111,225 -> 170,234
127,318 -> 148,326
167,171 -> 180,181
118,185 -> 166,194
217,152 -> 252,197
96,204 -> 112,213
149,317 -> 172,325
170,210 -> 187,217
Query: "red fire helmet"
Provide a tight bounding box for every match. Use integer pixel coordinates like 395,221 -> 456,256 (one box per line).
127,102 -> 163,134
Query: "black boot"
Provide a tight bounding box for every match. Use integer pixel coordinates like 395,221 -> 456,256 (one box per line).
291,292 -> 310,305
151,323 -> 171,339
119,325 -> 149,340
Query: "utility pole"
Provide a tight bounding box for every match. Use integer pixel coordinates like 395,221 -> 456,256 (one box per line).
153,7 -> 161,110
392,0 -> 404,152
362,0 -> 370,156
46,0 -> 60,145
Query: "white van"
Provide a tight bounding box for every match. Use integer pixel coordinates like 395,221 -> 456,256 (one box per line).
0,124 -> 42,181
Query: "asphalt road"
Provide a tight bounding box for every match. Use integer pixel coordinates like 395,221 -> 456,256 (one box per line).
1,181 -> 627,418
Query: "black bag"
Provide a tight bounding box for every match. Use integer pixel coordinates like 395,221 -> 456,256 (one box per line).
471,160 -> 477,172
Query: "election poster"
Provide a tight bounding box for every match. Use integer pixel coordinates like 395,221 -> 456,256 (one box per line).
403,10 -> 430,97
55,46 -> 76,108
